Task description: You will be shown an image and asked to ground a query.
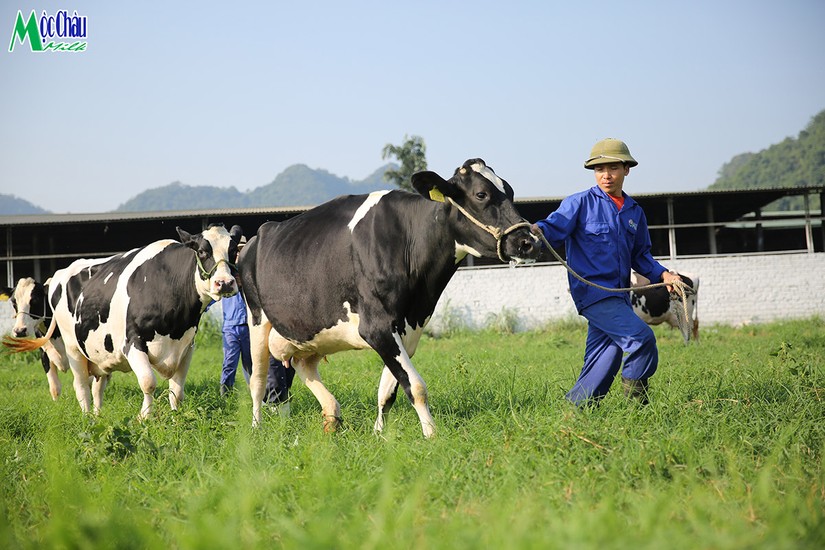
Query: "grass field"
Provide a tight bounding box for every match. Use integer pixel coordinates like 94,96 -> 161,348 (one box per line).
1,317 -> 823,548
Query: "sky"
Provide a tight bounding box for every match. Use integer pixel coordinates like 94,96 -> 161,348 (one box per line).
1,0 -> 823,214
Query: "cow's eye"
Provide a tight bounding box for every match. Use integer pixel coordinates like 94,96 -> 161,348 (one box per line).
475,192 -> 488,201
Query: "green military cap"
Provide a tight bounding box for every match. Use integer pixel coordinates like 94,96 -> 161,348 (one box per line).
584,138 -> 638,169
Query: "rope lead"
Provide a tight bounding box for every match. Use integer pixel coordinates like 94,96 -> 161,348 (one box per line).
532,230 -> 694,334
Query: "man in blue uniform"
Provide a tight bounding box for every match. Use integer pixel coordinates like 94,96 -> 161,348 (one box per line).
532,138 -> 682,406
220,237 -> 294,406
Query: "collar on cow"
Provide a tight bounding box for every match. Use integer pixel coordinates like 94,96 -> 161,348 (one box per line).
195,256 -> 235,280
444,197 -> 531,263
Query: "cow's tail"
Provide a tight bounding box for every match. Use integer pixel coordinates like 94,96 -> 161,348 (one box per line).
2,315 -> 57,353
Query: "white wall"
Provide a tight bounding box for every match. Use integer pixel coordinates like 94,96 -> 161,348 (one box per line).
3,252 -> 824,336
428,252 -> 825,332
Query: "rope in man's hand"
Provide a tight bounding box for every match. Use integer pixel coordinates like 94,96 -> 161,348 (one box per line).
529,226 -> 695,335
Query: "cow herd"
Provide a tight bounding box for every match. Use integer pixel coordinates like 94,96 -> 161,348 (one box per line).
1,159 -> 699,438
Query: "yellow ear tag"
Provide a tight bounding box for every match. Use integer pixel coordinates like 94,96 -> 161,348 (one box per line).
429,188 -> 445,202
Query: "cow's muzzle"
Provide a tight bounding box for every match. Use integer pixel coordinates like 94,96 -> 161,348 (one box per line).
510,229 -> 540,261
500,225 -> 540,264
213,278 -> 238,298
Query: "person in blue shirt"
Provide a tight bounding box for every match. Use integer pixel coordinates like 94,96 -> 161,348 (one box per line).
219,289 -> 252,395
220,290 -> 294,404
531,138 -> 682,406
220,237 -> 294,405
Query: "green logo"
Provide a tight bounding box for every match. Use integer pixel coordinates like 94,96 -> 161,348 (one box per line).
8,10 -> 87,53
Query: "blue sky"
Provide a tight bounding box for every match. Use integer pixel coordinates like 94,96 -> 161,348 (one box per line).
1,1 -> 823,213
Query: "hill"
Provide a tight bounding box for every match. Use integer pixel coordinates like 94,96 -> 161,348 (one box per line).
115,163 -> 396,212
116,182 -> 249,211
708,109 -> 825,210
0,194 -> 50,215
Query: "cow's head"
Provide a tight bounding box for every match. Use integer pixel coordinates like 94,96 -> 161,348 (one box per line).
177,224 -> 243,300
411,158 -> 539,263
1,277 -> 49,339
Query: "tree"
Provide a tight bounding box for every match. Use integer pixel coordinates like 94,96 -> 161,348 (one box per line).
381,135 -> 427,192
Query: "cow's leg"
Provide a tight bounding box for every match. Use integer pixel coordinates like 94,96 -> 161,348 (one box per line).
293,355 -> 341,433
168,345 -> 194,411
373,366 -> 399,434
66,353 -> 93,414
374,326 -> 424,434
372,332 -> 435,438
127,349 -> 157,420
45,362 -> 61,401
249,319 -> 272,427
40,351 -> 61,401
91,373 -> 110,415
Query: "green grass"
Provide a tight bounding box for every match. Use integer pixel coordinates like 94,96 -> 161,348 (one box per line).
1,318 -> 823,548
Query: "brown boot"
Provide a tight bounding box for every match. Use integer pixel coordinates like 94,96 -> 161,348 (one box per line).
622,376 -> 650,405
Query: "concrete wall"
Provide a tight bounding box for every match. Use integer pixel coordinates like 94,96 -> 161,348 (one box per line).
427,252 -> 825,332
3,252 -> 824,336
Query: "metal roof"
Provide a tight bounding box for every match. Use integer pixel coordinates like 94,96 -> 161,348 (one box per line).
0,205 -> 310,227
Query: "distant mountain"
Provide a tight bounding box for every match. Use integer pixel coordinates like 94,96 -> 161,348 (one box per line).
0,194 -> 50,215
115,163 -> 397,212
707,109 -> 825,210
117,182 -> 250,212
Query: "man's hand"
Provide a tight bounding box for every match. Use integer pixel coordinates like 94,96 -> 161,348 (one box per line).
662,270 -> 681,294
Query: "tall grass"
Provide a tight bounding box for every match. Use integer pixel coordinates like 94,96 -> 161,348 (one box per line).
1,318 -> 823,548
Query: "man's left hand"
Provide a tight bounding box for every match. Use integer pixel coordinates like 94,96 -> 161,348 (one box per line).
662,270 -> 681,293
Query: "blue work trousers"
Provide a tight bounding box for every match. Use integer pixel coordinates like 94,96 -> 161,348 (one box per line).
221,324 -> 252,388
566,296 -> 658,405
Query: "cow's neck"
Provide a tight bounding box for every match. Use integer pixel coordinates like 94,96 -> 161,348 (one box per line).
406,201 -> 467,310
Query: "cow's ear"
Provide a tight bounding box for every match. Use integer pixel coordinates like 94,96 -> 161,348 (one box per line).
176,227 -> 198,250
0,287 -> 12,301
229,224 -> 243,243
411,170 -> 458,203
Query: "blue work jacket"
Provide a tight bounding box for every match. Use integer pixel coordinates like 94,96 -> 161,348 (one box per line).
221,292 -> 248,327
534,185 -> 667,312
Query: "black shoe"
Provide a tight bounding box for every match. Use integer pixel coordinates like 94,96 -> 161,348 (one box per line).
219,384 -> 232,397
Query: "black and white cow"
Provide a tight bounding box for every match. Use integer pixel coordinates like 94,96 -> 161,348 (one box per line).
3,224 -> 243,417
630,271 -> 700,343
1,277 -> 68,400
239,158 -> 539,437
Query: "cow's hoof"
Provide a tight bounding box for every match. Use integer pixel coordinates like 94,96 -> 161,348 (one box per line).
323,414 -> 342,433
